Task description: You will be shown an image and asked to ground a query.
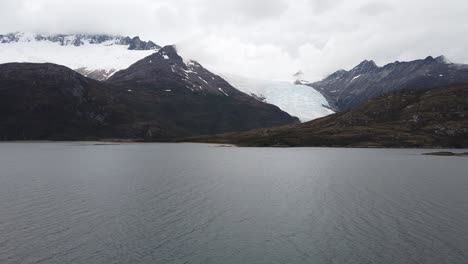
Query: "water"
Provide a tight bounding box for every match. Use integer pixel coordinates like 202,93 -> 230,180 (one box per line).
0,142 -> 467,264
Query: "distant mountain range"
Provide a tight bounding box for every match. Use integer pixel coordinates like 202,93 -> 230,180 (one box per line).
1,32 -> 467,146
186,84 -> 468,148
306,56 -> 468,111
0,32 -> 160,50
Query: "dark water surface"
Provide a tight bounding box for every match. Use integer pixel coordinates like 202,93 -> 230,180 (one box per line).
0,143 -> 467,264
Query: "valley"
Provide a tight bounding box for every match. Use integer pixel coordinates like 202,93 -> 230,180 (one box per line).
0,32 -> 467,148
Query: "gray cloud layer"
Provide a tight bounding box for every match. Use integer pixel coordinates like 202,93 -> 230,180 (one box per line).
1,0 -> 467,80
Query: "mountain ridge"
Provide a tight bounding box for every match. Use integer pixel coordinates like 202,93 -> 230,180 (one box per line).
307,56 -> 468,111
0,32 -> 160,50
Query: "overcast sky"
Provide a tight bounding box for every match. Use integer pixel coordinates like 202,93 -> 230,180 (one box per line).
1,0 -> 468,80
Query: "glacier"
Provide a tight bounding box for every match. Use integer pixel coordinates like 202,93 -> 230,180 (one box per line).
222,74 -> 334,122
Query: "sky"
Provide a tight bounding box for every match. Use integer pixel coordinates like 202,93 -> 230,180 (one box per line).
1,0 -> 468,80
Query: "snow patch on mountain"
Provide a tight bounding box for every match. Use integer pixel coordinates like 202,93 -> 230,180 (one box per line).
0,33 -> 156,78
222,74 -> 334,122
218,88 -> 229,96
351,74 -> 361,82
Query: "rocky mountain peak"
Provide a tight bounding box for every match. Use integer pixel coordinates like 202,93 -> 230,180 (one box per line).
424,56 -> 435,61
126,36 -> 160,50
133,45 -> 185,68
159,45 -> 178,54
353,60 -> 378,73
324,69 -> 348,81
157,45 -> 182,62
422,55 -> 451,65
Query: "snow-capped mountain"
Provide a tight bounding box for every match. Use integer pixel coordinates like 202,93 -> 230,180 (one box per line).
0,32 -> 334,121
221,74 -> 334,122
0,32 -> 159,49
0,32 -> 159,80
109,46 -> 248,97
107,45 -> 299,134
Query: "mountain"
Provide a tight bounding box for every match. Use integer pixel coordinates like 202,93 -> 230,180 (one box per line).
0,63 -> 129,140
308,56 -> 468,111
221,74 -> 334,122
0,32 -> 335,120
0,32 -> 158,81
184,84 -> 468,148
0,49 -> 298,140
107,46 -> 299,135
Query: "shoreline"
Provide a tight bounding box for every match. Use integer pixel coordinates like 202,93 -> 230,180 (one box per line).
1,140 -> 468,151
423,151 -> 468,157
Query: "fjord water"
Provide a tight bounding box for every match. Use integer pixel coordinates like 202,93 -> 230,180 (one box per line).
1,143 -> 467,264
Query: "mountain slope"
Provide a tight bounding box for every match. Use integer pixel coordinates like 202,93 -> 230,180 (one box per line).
108,46 -> 299,135
0,59 -> 298,140
0,32 -> 158,81
0,63 -> 131,140
221,74 -> 334,122
308,56 -> 468,111
185,84 -> 468,148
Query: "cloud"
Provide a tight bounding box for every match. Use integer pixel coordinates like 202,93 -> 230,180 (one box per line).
1,0 -> 468,80
198,0 -> 288,24
358,2 -> 393,15
307,0 -> 340,14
